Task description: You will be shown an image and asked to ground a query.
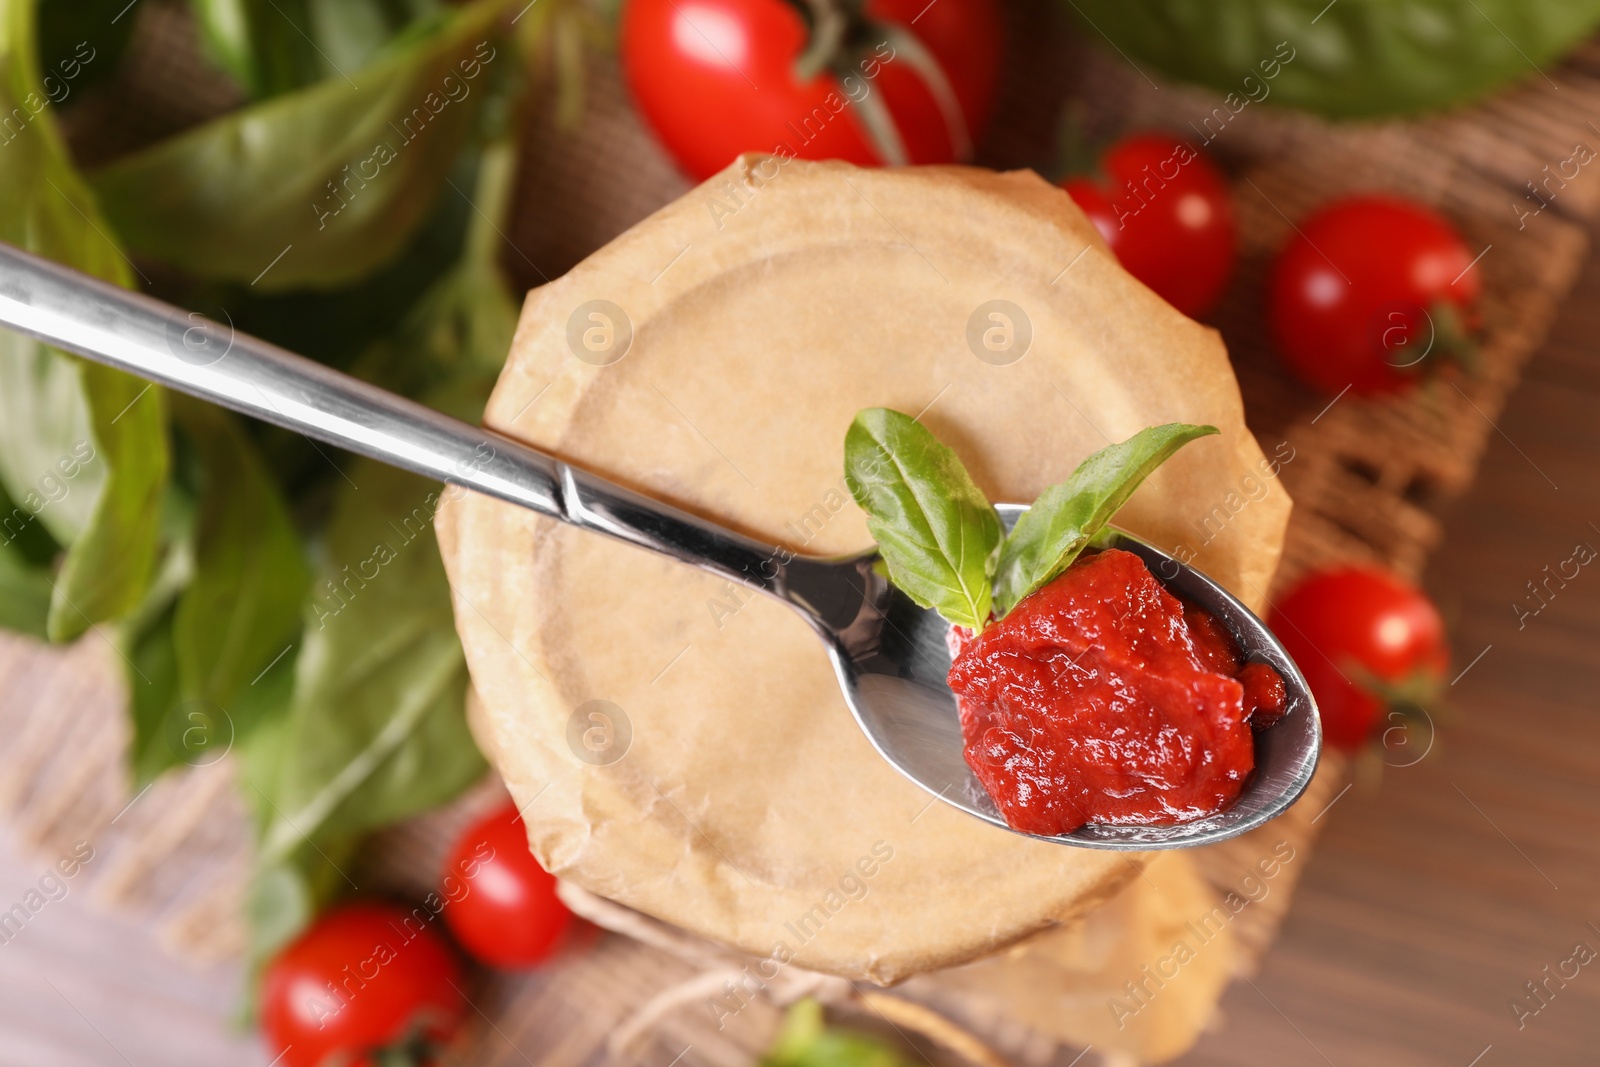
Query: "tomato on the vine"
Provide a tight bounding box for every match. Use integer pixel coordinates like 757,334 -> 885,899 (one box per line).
620,0 -> 1001,181
261,901 -> 465,1067
1268,194 -> 1482,396
442,801 -> 574,969
1062,132 -> 1237,318
1269,567 -> 1448,750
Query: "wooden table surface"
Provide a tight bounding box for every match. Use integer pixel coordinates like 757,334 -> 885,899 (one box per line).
1178,251 -> 1600,1066
5,245 -> 1597,1067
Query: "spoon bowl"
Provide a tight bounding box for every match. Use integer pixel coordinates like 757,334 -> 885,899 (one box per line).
813,513 -> 1321,850
0,241 -> 1320,851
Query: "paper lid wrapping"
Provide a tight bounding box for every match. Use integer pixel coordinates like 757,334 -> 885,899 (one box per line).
435,155 -> 1291,982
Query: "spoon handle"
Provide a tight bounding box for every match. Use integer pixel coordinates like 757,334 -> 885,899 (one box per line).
0,242 -> 793,598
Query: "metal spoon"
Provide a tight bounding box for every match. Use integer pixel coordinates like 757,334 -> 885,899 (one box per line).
0,242 -> 1319,850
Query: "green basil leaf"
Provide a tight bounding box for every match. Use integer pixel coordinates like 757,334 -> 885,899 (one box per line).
119,482 -> 199,783
191,0 -> 444,99
48,364 -> 170,639
0,484 -> 52,638
243,836 -> 358,972
762,1000 -> 914,1067
0,560 -> 51,638
845,407 -> 1002,631
191,0 -> 324,99
229,642 -> 301,815
90,0 -> 511,291
0,0 -> 171,642
238,652 -> 362,975
244,859 -> 315,964
0,349 -> 101,546
171,401 -> 310,708
309,0 -> 444,75
1066,0 -> 1600,119
994,423 -> 1217,614
255,457 -> 484,864
125,598 -> 184,782
118,401 -> 307,784
129,629 -> 286,787
236,651 -> 360,977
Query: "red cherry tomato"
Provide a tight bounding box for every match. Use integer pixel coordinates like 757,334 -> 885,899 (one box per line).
442,801 -> 573,969
1063,133 -> 1237,317
1268,194 -> 1481,395
620,0 -> 1001,181
1269,567 -> 1448,750
261,901 -> 465,1067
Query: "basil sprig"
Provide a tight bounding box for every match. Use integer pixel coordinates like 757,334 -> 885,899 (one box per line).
844,410 -> 1217,630
992,422 -> 1218,614
844,408 -> 1003,632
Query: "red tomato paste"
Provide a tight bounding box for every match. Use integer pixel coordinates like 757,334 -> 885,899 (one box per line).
947,548 -> 1284,836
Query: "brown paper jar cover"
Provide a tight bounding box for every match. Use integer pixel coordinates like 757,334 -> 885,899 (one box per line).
435,154 -> 1291,983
